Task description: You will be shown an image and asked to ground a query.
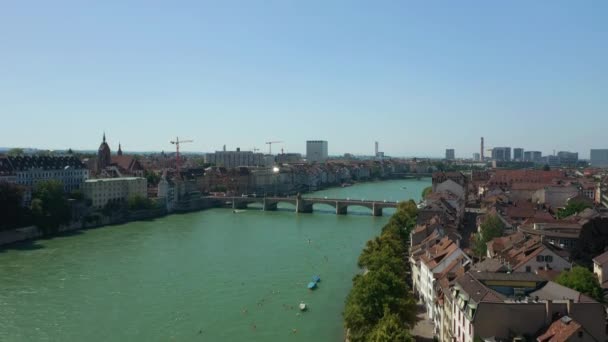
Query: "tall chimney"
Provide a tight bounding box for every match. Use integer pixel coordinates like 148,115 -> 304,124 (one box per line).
481,137 -> 485,161
567,299 -> 573,316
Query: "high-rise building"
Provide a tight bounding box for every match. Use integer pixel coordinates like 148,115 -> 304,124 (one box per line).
473,153 -> 480,161
445,149 -> 455,160
591,149 -> 608,168
557,151 -> 578,165
374,141 -> 378,156
513,148 -> 524,161
306,140 -> 328,163
524,151 -> 543,162
491,147 -> 511,161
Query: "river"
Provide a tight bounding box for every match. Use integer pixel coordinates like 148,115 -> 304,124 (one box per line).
0,178 -> 430,341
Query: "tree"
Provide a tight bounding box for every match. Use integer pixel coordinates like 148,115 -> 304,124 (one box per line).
0,182 -> 28,230
144,170 -> 161,187
556,266 -> 604,302
368,309 -> 414,342
127,195 -> 154,211
543,164 -> 551,171
7,148 -> 24,156
472,214 -> 505,258
421,186 -> 432,199
31,180 -> 71,234
557,200 -> 591,219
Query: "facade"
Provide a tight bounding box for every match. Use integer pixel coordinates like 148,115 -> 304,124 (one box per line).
205,149 -> 264,169
590,149 -> 608,168
2,155 -> 89,205
306,140 -> 328,163
157,175 -> 177,211
544,155 -> 560,167
275,153 -> 302,164
445,149 -> 455,160
473,153 -> 480,161
524,151 -> 543,162
592,250 -> 608,288
491,147 -> 511,161
83,177 -> 147,209
513,148 -> 524,161
557,151 -> 579,165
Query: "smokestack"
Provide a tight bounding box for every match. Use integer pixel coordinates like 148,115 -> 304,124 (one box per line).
375,141 -> 379,156
223,145 -> 226,152
481,137 -> 485,161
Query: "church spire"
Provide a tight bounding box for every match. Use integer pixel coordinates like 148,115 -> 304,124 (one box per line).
118,142 -> 123,156
103,132 -> 106,143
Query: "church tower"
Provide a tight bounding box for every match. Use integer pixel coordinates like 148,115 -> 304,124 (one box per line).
97,132 -> 112,173
117,142 -> 123,156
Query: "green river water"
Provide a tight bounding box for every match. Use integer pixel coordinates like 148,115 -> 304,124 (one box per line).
0,179 -> 430,342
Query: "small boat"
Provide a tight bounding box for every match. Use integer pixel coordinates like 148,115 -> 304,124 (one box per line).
312,275 -> 321,283
401,186 -> 407,190
299,302 -> 307,311
307,282 -> 317,290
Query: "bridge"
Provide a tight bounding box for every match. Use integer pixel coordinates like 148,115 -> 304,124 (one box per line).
205,196 -> 399,216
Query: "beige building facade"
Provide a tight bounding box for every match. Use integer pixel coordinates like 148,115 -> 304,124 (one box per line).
83,177 -> 147,209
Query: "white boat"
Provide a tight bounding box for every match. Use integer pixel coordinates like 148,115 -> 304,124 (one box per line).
299,302 -> 307,311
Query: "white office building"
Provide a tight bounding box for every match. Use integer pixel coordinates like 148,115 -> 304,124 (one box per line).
306,140 -> 328,163
205,148 -> 265,169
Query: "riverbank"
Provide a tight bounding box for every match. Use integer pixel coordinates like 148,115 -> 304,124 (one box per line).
1,177 -> 430,249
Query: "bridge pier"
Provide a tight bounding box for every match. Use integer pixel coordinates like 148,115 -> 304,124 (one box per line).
296,199 -> 313,213
336,202 -> 347,215
232,201 -> 247,210
263,199 -> 278,211
372,203 -> 382,217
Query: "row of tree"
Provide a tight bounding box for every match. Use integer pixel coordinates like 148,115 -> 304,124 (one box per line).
343,200 -> 419,342
0,180 -> 72,234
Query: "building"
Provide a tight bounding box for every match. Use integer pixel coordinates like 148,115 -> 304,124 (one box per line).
480,137 -> 484,161
445,149 -> 455,160
491,147 -> 511,161
97,133 -> 112,173
306,140 -> 328,163
205,148 -> 264,169
83,177 -> 147,209
524,151 -> 543,162
1,155 -> 89,205
592,250 -> 608,289
275,153 -> 302,164
513,148 -> 524,161
590,149 -> 608,168
473,153 -> 480,161
450,272 -> 605,342
557,151 -> 579,165
544,155 -> 560,167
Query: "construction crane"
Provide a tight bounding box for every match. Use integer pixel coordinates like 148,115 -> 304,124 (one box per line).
252,147 -> 260,152
265,141 -> 283,155
170,137 -> 193,174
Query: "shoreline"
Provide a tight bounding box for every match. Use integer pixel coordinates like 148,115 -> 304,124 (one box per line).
0,177 -> 430,249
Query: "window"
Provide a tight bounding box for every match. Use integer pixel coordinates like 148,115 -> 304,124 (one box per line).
525,266 -> 531,272
545,255 -> 553,262
536,255 -> 544,262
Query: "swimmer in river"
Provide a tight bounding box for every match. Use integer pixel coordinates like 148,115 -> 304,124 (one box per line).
292,328 -> 298,334
308,238 -> 311,244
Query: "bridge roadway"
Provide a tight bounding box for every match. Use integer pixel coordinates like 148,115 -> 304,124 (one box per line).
205,196 -> 399,216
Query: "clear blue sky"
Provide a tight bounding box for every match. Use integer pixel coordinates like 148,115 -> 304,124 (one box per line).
1,1 -> 606,158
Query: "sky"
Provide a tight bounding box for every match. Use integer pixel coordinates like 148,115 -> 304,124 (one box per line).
1,1 -> 607,158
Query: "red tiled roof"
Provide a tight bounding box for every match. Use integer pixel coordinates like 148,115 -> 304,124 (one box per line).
537,316 -> 581,342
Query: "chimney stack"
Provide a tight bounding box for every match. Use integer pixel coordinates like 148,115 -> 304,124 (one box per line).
480,137 -> 485,161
